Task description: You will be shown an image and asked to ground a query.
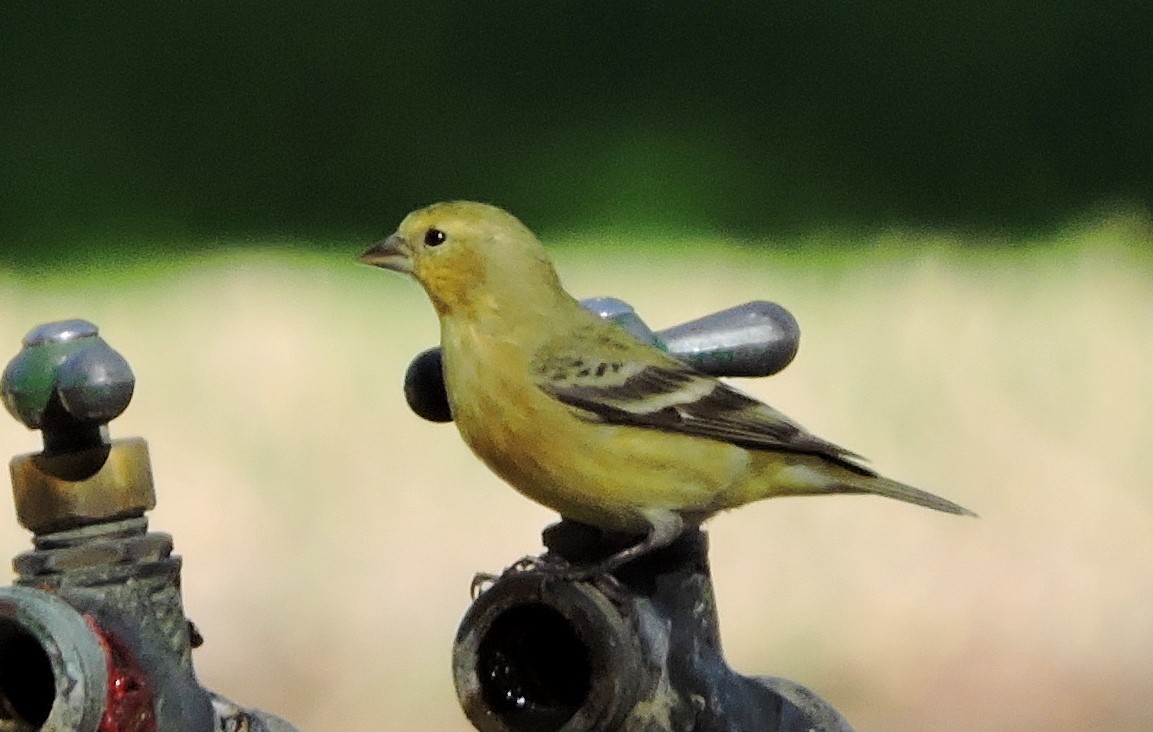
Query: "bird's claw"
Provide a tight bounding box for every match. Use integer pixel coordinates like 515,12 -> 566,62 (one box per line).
469,572 -> 498,599
468,552 -> 622,599
468,555 -> 556,598
508,555 -> 547,573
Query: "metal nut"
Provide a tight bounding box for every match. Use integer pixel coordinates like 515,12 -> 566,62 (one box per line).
9,438 -> 156,534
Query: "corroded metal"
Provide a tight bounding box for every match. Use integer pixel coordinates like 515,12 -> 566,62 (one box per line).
454,521 -> 854,732
0,585 -> 109,731
211,694 -> 309,732
1,319 -> 300,732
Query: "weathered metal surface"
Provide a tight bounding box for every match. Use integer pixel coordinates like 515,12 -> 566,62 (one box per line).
10,439 -> 156,535
454,521 -> 854,732
1,319 -> 301,732
0,585 -> 109,732
211,695 -> 302,732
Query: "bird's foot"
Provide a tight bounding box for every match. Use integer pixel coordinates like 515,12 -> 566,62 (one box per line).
468,552 -> 626,598
525,554 -> 630,600
469,553 -> 568,598
468,571 -> 497,599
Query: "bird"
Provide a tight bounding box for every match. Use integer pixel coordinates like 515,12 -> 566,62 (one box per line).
360,201 -> 974,573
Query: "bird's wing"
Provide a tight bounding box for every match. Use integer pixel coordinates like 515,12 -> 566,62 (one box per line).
532,334 -> 870,471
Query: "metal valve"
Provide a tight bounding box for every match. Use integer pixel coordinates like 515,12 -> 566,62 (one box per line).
0,318 -> 299,732
2,318 -> 134,454
1,320 -> 151,535
404,298 -> 801,423
580,297 -> 800,378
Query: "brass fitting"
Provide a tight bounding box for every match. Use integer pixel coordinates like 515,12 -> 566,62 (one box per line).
10,437 -> 155,535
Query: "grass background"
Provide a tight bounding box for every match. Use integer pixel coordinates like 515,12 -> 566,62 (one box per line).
1,217 -> 1151,730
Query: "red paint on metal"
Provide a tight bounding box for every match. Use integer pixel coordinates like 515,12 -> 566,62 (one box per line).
84,616 -> 157,732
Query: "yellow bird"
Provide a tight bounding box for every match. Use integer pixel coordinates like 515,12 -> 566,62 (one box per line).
360,201 -> 974,572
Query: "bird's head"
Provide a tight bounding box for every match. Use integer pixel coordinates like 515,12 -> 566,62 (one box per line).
360,201 -> 565,318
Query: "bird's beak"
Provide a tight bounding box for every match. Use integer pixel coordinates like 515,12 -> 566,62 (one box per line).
359,234 -> 413,274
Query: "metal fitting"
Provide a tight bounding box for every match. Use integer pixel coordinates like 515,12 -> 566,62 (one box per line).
0,585 -> 109,731
454,522 -> 854,732
9,438 -> 155,535
2,319 -> 133,452
3,319 -> 152,534
1,319 -> 300,732
454,571 -> 642,731
580,297 -> 800,378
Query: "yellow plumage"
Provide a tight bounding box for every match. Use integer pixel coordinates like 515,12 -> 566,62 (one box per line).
361,201 -> 973,569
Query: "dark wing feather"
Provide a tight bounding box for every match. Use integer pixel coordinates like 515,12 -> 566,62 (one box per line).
534,350 -> 871,474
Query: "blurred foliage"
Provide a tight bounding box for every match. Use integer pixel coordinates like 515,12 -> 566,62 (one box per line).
1,1 -> 1151,262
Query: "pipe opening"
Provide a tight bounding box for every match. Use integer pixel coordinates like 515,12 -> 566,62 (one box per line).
476,603 -> 591,731
0,617 -> 55,729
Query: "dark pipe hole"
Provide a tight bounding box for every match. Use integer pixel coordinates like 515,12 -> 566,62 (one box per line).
477,603 -> 591,732
0,619 -> 55,728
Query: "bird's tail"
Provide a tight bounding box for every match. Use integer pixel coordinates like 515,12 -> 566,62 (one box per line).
746,454 -> 976,516
850,474 -> 977,517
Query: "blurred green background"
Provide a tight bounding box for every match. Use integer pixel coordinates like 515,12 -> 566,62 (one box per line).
2,4 -> 1152,732
2,1 -> 1152,258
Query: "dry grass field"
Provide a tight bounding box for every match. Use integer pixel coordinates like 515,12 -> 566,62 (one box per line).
1,215 -> 1151,731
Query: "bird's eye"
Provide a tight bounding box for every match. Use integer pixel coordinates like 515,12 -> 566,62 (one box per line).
424,228 -> 447,247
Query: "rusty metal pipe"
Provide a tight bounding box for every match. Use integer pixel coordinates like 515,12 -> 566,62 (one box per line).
0,585 -> 108,731
453,521 -> 854,732
1,320 -> 299,732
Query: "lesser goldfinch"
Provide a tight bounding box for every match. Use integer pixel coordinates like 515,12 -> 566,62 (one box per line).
361,201 -> 973,571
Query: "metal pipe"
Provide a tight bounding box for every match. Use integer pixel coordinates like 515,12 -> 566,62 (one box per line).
453,521 -> 854,732
1,320 -> 299,732
0,586 -> 108,732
